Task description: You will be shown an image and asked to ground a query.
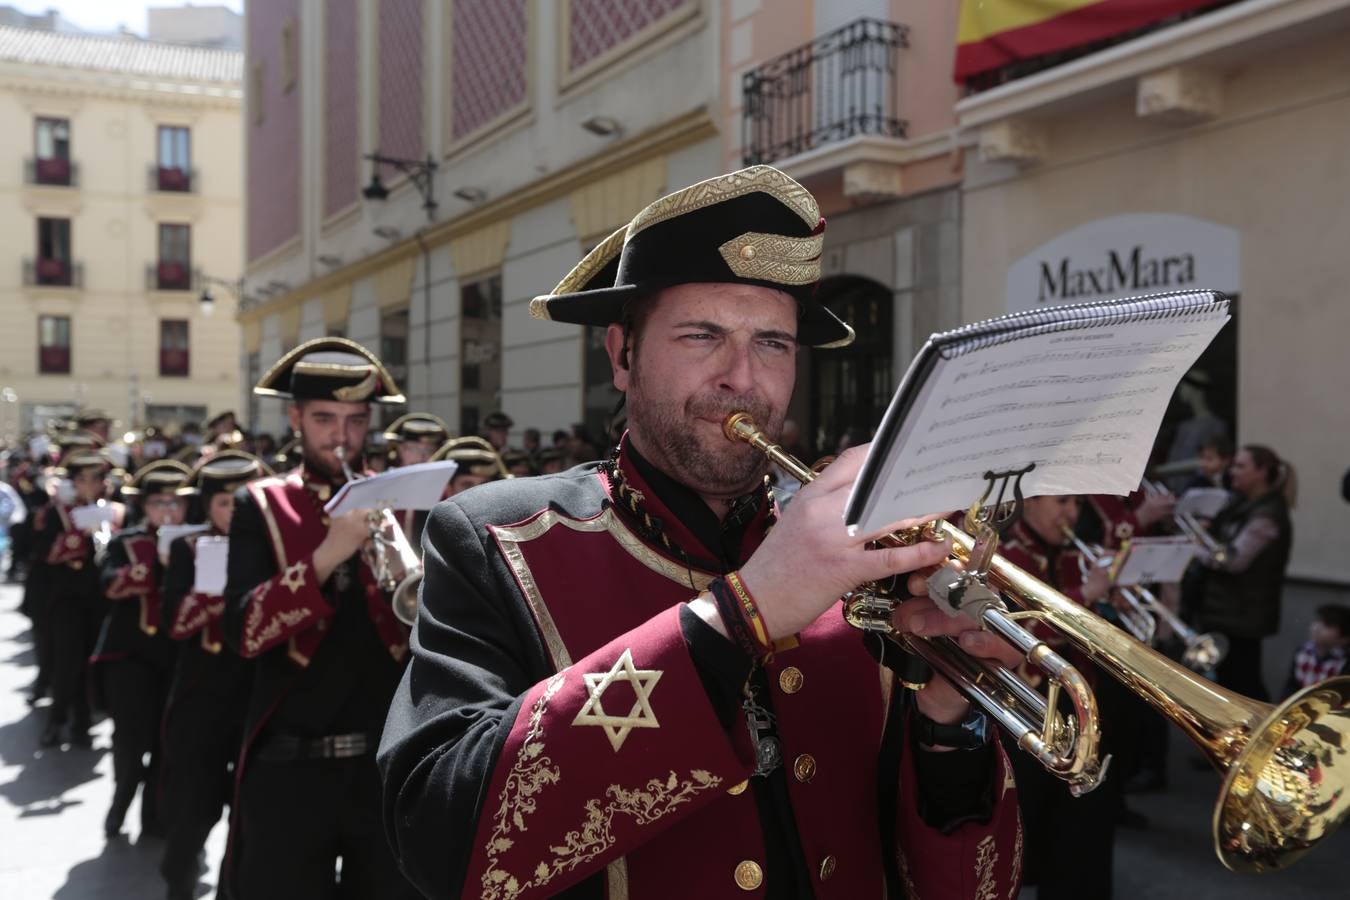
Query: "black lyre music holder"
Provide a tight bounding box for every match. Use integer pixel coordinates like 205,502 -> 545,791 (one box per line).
964,462 -> 1037,539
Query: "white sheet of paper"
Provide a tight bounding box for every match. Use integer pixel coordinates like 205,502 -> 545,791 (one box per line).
71,503 -> 115,531
1113,536 -> 1197,586
848,313 -> 1228,535
158,523 -> 210,558
193,536 -> 230,595
1176,487 -> 1229,519
323,460 -> 460,515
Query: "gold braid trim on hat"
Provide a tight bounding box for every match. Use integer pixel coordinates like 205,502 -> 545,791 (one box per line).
718,231 -> 823,285
332,369 -> 379,402
529,225 -> 628,321
627,165 -> 819,237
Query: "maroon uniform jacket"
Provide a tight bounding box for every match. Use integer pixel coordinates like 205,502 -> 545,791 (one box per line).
379,441 -> 1022,899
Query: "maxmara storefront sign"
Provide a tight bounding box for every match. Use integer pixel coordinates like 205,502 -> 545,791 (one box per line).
1005,213 -> 1241,311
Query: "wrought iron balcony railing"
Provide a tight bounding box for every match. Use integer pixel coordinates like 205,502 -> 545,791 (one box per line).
149,164 -> 197,193
23,257 -> 82,288
742,18 -> 908,167
24,156 -> 79,187
146,261 -> 198,292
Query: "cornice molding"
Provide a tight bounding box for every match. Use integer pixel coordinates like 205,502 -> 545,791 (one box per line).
0,66 -> 241,111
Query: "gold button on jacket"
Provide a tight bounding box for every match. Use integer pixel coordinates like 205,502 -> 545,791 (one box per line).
735,860 -> 764,890
793,753 -> 817,783
778,666 -> 804,694
819,854 -> 837,881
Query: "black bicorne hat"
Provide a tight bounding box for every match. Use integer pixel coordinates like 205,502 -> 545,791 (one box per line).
180,450 -> 272,498
383,413 -> 451,444
206,410 -> 236,431
431,437 -> 509,480
529,165 -> 853,349
54,448 -> 111,477
483,411 -> 513,429
254,337 -> 405,404
122,459 -> 193,497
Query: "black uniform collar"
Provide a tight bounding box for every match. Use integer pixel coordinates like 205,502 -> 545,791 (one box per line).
611,435 -> 770,572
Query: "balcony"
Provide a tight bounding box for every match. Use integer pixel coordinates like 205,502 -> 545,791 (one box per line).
146,261 -> 196,292
159,348 -> 190,377
742,18 -> 908,167
38,346 -> 70,375
149,164 -> 197,193
24,156 -> 78,187
23,257 -> 82,288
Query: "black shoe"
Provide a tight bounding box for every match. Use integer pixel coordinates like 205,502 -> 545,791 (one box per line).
26,685 -> 47,706
1116,805 -> 1151,830
39,723 -> 61,747
69,728 -> 93,749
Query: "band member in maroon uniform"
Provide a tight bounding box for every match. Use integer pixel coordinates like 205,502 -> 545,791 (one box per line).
159,451 -> 270,900
96,459 -> 193,837
379,166 -> 1023,899
223,338 -> 418,899
384,412 -> 451,546
999,495 -> 1121,899
30,445 -> 119,747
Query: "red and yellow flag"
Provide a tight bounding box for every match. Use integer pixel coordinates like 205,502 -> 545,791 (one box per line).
955,0 -> 1218,82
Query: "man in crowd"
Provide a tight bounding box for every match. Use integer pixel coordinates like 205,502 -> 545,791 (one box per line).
380,166 -> 1022,899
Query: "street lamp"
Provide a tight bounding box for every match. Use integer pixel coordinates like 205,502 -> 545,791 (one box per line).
198,274 -> 247,313
362,150 -> 438,220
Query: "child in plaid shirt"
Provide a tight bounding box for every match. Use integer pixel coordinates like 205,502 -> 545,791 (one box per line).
1283,604 -> 1350,697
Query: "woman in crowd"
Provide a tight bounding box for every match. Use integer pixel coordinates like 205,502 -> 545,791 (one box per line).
1197,444 -> 1296,702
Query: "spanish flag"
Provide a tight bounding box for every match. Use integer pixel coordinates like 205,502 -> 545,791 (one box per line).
955,0 -> 1219,83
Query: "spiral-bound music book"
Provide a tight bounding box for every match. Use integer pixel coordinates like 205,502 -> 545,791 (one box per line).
843,290 -> 1231,536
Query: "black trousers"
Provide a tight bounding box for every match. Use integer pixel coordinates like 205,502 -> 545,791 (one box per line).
103,657 -> 171,825
159,690 -> 243,890
1216,635 -> 1270,702
234,755 -> 420,900
25,572 -> 53,693
47,592 -> 100,731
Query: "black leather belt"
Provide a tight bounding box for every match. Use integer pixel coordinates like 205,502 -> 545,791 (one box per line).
255,732 -> 370,761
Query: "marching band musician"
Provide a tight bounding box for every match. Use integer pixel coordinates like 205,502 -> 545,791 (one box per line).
384,412 -> 452,546
158,450 -> 271,900
95,459 -> 193,838
30,443 -> 119,747
999,495 -> 1122,899
222,338 -> 418,899
379,167 -> 1022,899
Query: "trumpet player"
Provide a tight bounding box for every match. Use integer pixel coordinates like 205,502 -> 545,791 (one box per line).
30,444 -> 119,747
94,459 -> 193,838
380,167 -> 1023,899
222,338 -> 419,899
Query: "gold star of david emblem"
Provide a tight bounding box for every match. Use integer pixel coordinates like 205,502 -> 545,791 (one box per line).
572,648 -> 663,752
280,560 -> 308,594
130,563 -> 148,581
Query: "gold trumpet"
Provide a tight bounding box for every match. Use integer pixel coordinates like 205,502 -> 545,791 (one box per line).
1064,528 -> 1229,675
725,412 -> 1350,874
337,446 -> 423,627
1144,478 -> 1229,565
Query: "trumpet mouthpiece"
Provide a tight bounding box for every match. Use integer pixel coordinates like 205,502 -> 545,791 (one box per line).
722,412 -> 755,443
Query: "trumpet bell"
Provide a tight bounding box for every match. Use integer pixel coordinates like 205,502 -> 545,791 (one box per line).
392,574 -> 421,627
1182,632 -> 1229,673
1215,677 -> 1350,873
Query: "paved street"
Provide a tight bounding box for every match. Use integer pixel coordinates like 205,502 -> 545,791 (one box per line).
0,582 -> 225,900
1,578 -> 1348,898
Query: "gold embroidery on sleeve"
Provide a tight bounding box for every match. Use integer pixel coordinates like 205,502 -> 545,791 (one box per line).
280,560 -> 308,593
482,672 -> 721,899
1008,817 -> 1024,899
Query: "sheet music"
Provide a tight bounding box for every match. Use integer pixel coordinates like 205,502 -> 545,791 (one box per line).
323,460 -> 460,515
1176,487 -> 1229,519
1112,536 -> 1197,586
193,536 -> 229,595
158,523 -> 210,558
846,299 -> 1229,536
70,503 -> 114,531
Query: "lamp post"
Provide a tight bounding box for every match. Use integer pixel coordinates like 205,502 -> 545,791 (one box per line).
362,151 -> 438,221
